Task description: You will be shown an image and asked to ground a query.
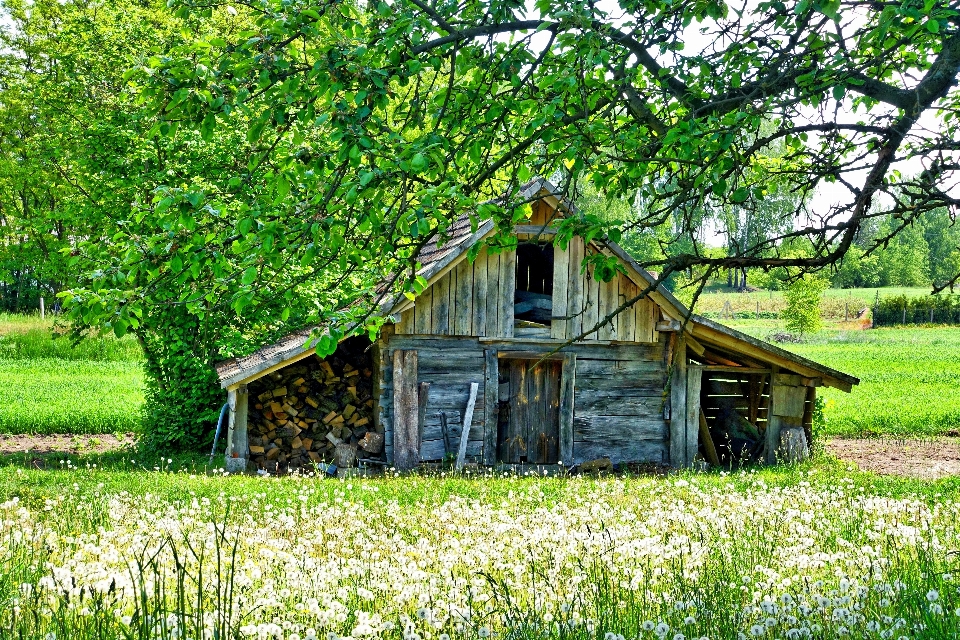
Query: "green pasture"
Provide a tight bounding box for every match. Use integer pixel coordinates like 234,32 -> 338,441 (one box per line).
694,285 -> 932,318
0,313 -> 145,434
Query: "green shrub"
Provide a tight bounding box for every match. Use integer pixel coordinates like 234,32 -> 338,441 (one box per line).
873,293 -> 960,326
782,276 -> 828,335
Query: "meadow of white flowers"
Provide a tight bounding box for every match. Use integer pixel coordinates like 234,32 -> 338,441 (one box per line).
2,471 -> 958,639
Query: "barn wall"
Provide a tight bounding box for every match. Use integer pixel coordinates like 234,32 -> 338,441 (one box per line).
378,334 -> 669,466
396,237 -> 660,344
395,247 -> 516,338
550,237 -> 659,343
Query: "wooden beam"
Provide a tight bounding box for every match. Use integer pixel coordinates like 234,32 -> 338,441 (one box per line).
393,350 -> 420,471
764,365 -> 779,465
657,319 -> 681,332
699,409 -> 720,466
685,365 -> 702,466
669,339 -> 688,467
455,382 -> 479,471
483,350 -> 499,465
417,382 -> 431,456
702,365 -> 771,374
225,385 -> 249,467
685,333 -> 706,357
559,353 -> 576,465
496,351 -> 565,361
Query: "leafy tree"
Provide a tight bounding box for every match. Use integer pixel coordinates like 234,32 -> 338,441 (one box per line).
922,208 -> 960,291
6,0 -> 960,451
877,217 -> 930,287
832,246 -> 882,289
783,276 -> 829,336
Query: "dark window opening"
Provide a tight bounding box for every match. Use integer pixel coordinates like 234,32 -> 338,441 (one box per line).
514,243 -> 554,325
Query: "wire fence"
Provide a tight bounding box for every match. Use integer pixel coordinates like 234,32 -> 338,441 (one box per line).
872,294 -> 960,326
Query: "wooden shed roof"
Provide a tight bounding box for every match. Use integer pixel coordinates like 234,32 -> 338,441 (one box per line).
215,178 -> 859,392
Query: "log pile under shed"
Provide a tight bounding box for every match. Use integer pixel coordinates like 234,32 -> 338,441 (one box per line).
245,340 -> 382,474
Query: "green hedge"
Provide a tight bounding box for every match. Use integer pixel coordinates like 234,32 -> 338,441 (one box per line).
873,294 -> 960,326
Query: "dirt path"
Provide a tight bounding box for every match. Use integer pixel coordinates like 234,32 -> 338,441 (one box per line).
0,433 -> 136,455
2,434 -> 958,479
826,437 -> 960,479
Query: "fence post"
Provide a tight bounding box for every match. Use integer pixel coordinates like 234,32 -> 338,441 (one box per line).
756,300 -> 759,320
902,305 -> 906,325
40,297 -> 45,320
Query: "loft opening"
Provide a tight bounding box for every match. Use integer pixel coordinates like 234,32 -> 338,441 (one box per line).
514,242 -> 554,325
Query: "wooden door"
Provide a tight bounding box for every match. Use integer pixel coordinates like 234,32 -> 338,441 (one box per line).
498,359 -> 561,463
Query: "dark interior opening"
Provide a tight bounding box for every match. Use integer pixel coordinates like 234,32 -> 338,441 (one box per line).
514,243 -> 554,325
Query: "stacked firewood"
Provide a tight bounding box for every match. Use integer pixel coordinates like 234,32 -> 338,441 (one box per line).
246,350 -> 382,473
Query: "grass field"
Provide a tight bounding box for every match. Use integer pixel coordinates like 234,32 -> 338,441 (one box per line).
695,286 -> 933,319
0,313 -> 144,434
0,461 -> 958,639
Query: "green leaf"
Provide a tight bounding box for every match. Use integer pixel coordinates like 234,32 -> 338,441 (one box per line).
274,176 -> 290,205
241,266 -> 257,286
113,319 -> 128,338
832,85 -> 846,101
731,187 -> 749,203
926,19 -> 939,33
411,153 -> 428,173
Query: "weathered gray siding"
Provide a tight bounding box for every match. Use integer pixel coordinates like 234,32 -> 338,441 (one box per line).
378,335 -> 669,466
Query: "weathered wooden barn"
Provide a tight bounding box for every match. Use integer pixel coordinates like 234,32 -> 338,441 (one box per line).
215,179 -> 858,473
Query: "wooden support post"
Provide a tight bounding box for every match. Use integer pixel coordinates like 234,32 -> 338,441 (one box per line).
225,385 -> 248,472
764,366 -> 778,465
39,297 -> 45,320
802,386 -> 816,446
456,382 -> 479,471
669,338 -> 688,467
392,350 -> 420,470
699,409 -> 720,466
685,365 -> 702,466
417,382 -> 431,460
483,350 -> 499,465
559,353 -> 576,465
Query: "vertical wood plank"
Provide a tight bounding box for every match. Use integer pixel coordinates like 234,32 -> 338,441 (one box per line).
433,272 -> 450,335
669,339 -> 688,467
485,249 -> 500,337
396,308 -> 414,335
619,276 -> 637,342
636,298 -> 653,343
551,243 -> 569,340
583,261 -> 599,339
764,366 -> 778,465
567,238 -> 584,339
529,362 -> 545,463
417,382 -> 431,459
802,386 -> 816,447
454,258 -> 473,335
508,360 -> 526,462
473,250 -> 488,337
455,382 -> 479,470
500,250 -> 516,338
559,353 -> 575,465
393,350 -> 420,470
598,276 -> 616,340
685,365 -> 703,466
483,350 -> 499,465
414,288 -> 432,334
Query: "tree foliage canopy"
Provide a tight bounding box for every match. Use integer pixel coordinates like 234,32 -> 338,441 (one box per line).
3,0 -> 960,448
